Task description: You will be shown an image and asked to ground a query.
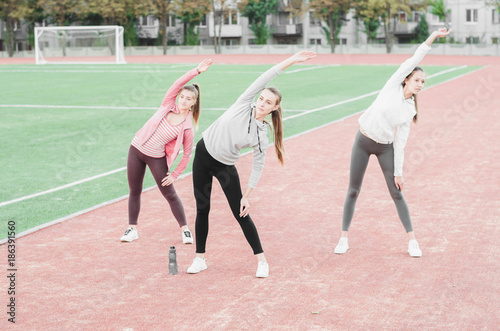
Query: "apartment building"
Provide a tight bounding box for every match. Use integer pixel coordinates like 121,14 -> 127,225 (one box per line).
1,0 -> 500,53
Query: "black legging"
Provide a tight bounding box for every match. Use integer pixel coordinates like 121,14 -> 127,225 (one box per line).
192,139 -> 263,254
127,145 -> 187,227
342,130 -> 413,232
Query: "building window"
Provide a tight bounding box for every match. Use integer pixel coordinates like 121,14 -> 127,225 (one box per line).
309,12 -> 322,27
167,15 -> 176,27
398,12 -> 407,23
279,12 -> 290,25
413,12 -> 421,22
335,38 -> 347,45
465,36 -> 480,44
466,9 -> 478,23
224,11 -> 238,25
221,38 -> 240,46
138,16 -> 155,26
309,38 -> 321,45
493,9 -> 500,24
200,15 -> 207,27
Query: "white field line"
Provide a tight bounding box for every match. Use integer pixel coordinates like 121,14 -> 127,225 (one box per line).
284,65 -> 338,74
282,65 -> 468,122
0,105 -> 228,111
0,104 -> 304,112
0,64 -> 485,244
0,65 -> 472,208
0,168 -> 126,207
0,69 -> 262,74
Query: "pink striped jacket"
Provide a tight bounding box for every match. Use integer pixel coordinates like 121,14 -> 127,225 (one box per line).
134,68 -> 198,179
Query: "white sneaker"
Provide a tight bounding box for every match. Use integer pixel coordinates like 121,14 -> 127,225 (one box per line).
120,227 -> 138,242
334,237 -> 349,254
187,257 -> 207,274
182,229 -> 194,244
256,261 -> 269,278
408,240 -> 422,257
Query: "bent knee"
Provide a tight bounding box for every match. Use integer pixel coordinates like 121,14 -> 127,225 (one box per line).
347,188 -> 360,199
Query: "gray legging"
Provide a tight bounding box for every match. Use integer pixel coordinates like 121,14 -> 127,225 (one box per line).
342,130 -> 413,232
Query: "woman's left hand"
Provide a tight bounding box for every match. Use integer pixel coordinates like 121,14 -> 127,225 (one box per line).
394,176 -> 404,191
161,173 -> 175,187
197,59 -> 213,73
240,197 -> 250,217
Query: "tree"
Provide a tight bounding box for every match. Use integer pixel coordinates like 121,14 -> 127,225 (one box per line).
0,0 -> 30,57
308,0 -> 353,53
24,0 -> 46,49
239,0 -> 278,45
145,0 -> 175,54
209,0 -> 230,53
362,17 -> 381,44
175,0 -> 210,46
429,0 -> 450,38
488,0 -> 500,12
429,0 -> 449,26
38,0 -> 83,25
81,0 -> 146,47
413,13 -> 428,43
353,1 -> 380,44
358,0 -> 426,53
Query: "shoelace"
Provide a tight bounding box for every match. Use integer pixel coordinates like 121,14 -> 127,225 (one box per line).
184,231 -> 192,238
124,228 -> 132,236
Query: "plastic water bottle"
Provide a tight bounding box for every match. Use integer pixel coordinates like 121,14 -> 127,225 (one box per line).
168,246 -> 178,275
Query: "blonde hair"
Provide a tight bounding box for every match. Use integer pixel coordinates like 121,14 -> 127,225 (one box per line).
263,87 -> 285,165
180,84 -> 201,128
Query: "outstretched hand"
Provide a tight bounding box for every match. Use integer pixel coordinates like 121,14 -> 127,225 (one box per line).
197,59 -> 213,73
292,50 -> 317,63
432,28 -> 451,39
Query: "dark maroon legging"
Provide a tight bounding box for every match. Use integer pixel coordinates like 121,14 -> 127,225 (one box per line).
127,145 -> 187,227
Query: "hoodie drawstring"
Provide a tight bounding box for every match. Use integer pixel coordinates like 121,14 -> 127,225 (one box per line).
248,105 -> 262,153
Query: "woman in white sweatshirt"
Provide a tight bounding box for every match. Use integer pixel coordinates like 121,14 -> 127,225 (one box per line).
334,28 -> 451,258
187,51 -> 316,277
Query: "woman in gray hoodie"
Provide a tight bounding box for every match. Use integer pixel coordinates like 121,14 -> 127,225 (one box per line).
187,51 -> 316,278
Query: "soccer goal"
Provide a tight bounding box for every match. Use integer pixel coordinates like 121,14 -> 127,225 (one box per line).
34,25 -> 126,64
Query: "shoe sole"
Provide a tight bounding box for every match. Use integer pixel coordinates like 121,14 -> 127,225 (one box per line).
187,266 -> 207,274
182,240 -> 194,244
334,248 -> 349,254
120,237 -> 138,242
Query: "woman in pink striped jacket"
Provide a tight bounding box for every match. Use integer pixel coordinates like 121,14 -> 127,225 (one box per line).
120,59 -> 213,244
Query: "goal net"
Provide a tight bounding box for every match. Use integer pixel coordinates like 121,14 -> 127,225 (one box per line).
34,26 -> 126,64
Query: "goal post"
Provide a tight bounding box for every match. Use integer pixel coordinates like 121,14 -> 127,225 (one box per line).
34,25 -> 126,64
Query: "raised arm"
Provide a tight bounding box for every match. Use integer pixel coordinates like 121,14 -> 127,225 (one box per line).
386,28 -> 451,88
276,50 -> 316,71
160,59 -> 212,108
425,28 -> 451,47
236,51 -> 316,105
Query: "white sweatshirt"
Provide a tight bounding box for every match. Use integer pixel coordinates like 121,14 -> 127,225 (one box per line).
359,42 -> 431,177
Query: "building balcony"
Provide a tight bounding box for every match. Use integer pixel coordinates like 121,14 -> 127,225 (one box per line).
137,25 -> 159,39
273,24 -> 303,36
208,25 -> 243,38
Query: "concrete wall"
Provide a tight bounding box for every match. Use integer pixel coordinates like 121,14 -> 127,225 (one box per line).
2,43 -> 499,58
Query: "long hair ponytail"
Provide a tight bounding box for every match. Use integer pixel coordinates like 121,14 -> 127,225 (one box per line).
402,66 -> 424,123
264,87 -> 285,165
181,83 -> 201,128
